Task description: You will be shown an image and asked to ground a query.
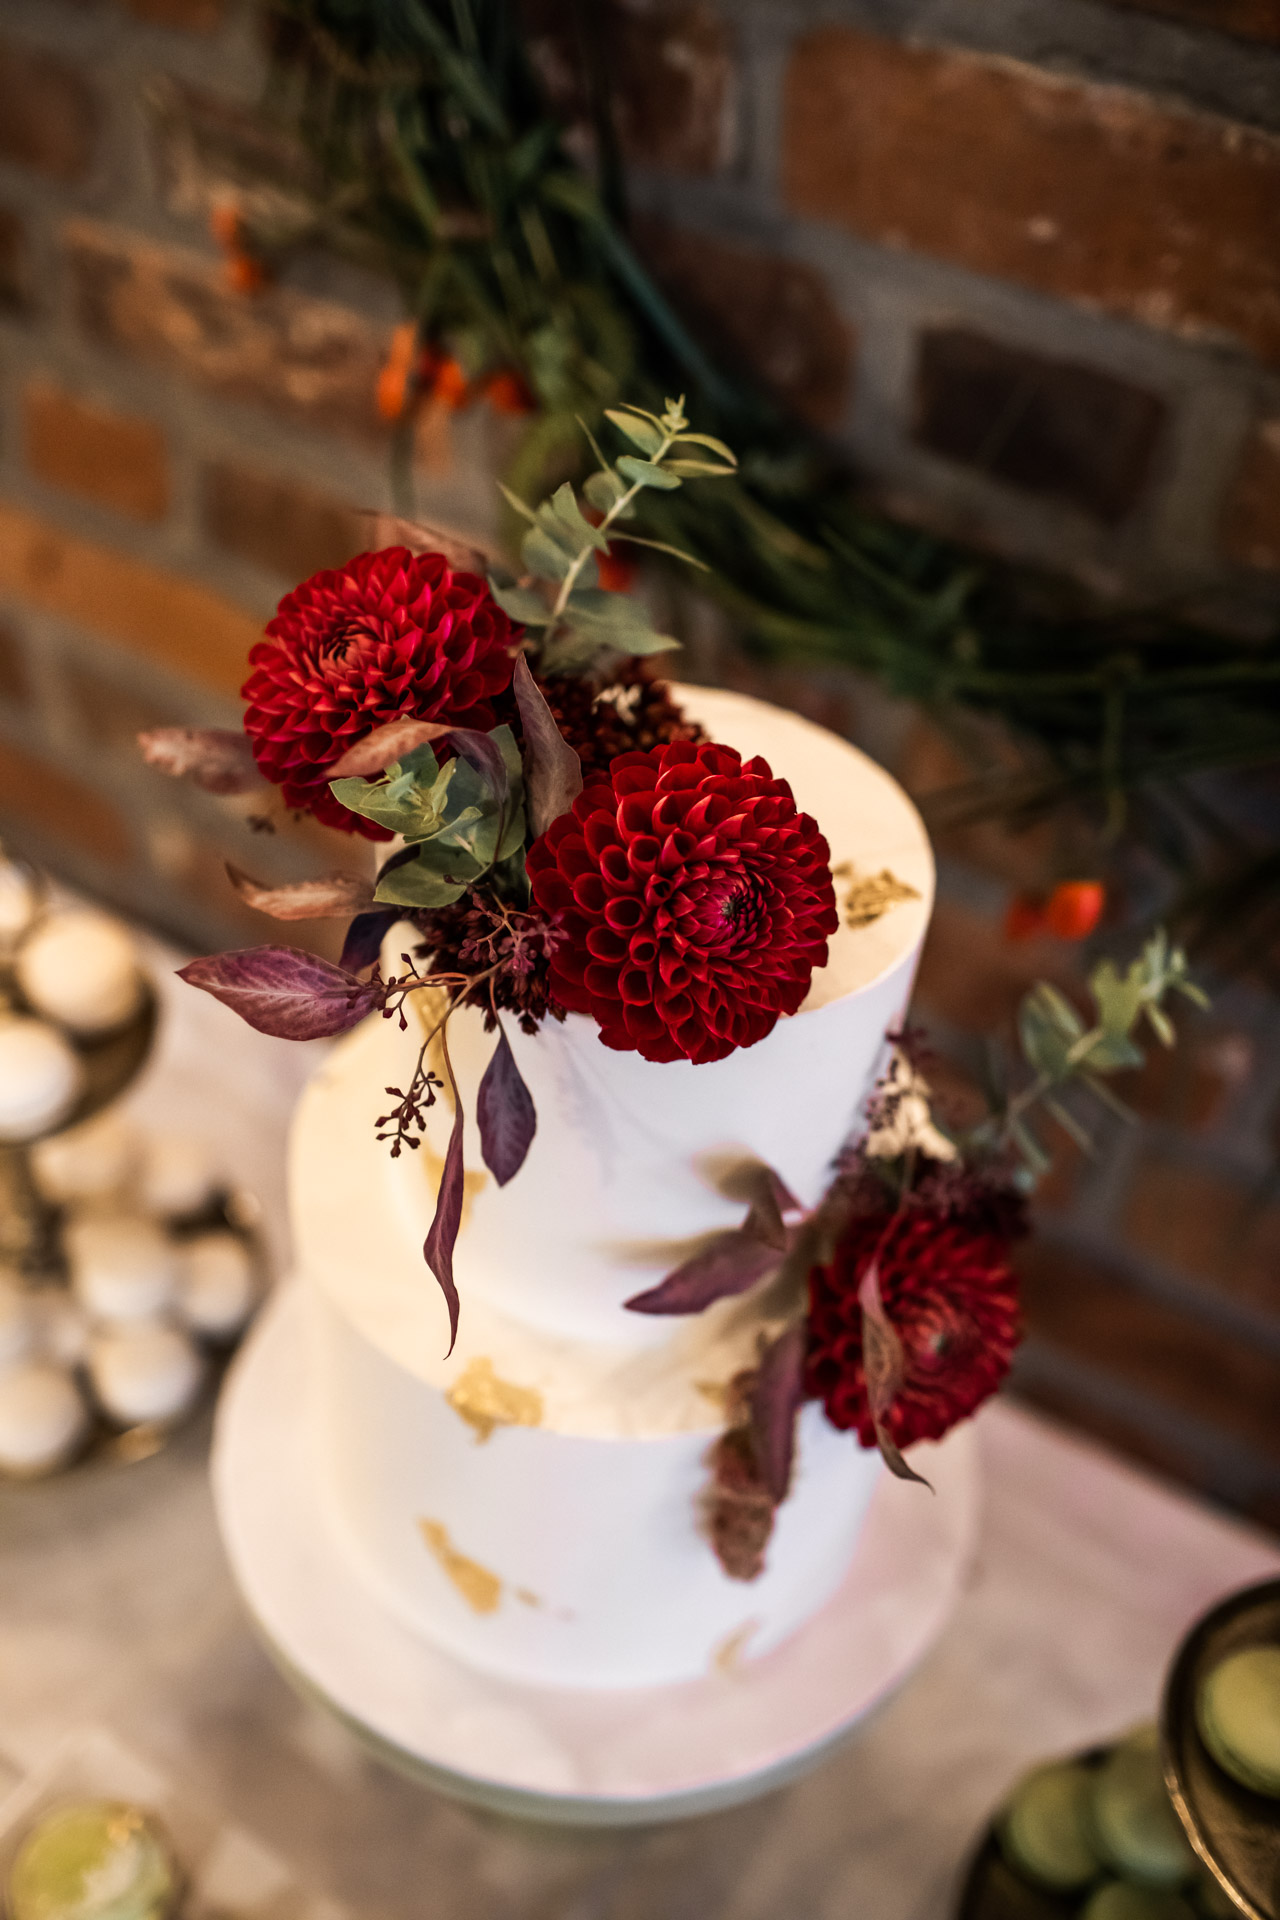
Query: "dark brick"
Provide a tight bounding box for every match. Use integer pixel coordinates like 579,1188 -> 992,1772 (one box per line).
1112,1025 -> 1253,1131
147,76 -> 317,227
1017,1238 -> 1280,1463
1122,1153 -> 1280,1315
0,39 -> 99,183
1010,1365 -> 1225,1505
66,219 -> 389,442
60,659 -> 177,754
1104,0 -> 1280,43
913,328 -> 1166,525
911,896 -> 1078,1033
633,218 -> 854,431
0,206 -> 30,314
896,716 -> 1058,892
203,461 -> 363,582
783,28 -> 1280,368
0,736 -> 130,867
0,620 -> 29,706
521,0 -> 736,175
24,383 -> 170,523
1223,419 -> 1280,573
125,0 -> 223,28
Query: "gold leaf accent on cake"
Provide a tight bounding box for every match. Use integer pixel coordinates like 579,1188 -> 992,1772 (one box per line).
418,1519 -> 502,1614
694,1378 -> 732,1411
712,1619 -> 761,1675
515,1587 -> 542,1609
446,1357 -> 544,1444
838,867 -> 921,930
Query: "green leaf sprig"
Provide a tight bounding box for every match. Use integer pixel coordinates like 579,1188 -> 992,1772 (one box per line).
488,398 -> 737,674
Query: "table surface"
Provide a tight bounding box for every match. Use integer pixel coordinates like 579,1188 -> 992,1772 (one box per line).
2,934 -> 1279,1920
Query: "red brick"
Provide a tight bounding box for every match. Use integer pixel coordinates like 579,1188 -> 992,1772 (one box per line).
147,77 -> 316,226
1122,1154 -> 1280,1315
61,659 -> 179,754
125,0 -> 223,28
633,218 -> 853,430
1223,419 -> 1280,572
913,896 -> 1079,1033
0,621 -> 28,706
1017,1238 -> 1280,1463
202,461 -> 362,581
521,0 -> 736,175
24,383 -> 170,524
0,498 -> 261,697
0,206 -> 29,313
913,327 -> 1166,524
0,736 -> 130,867
0,39 -> 99,183
1105,0 -> 1280,43
1113,1025 -> 1252,1131
783,29 -> 1280,367
896,716 -> 1059,892
65,220 -> 389,441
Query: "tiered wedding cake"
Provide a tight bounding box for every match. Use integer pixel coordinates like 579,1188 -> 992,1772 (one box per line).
291,685 -> 934,1687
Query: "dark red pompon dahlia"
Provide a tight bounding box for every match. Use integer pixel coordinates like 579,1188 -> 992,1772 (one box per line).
242,548 -> 519,834
806,1209 -> 1020,1449
525,739 -> 838,1064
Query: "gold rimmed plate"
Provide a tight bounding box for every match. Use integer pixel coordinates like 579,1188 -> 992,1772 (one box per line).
1161,1578 -> 1280,1920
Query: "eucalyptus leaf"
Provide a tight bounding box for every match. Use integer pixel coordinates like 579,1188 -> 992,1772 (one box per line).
584,469 -> 627,513
672,430 -> 737,463
487,579 -> 553,625
542,481 -> 607,552
663,458 -> 736,478
373,855 -> 470,911
522,523 -> 574,581
605,408 -> 663,454
616,454 -> 682,491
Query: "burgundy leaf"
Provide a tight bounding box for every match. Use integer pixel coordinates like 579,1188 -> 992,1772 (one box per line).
138,727 -> 261,795
704,1427 -> 775,1582
424,1097 -> 464,1357
763,1168 -> 803,1218
625,1229 -> 781,1315
226,865 -> 375,921
750,1322 -> 807,1502
329,719 -> 450,778
476,1026 -> 536,1186
339,907 -> 400,973
512,653 -> 583,837
177,948 -> 379,1040
359,510 -> 491,577
859,1257 -> 933,1489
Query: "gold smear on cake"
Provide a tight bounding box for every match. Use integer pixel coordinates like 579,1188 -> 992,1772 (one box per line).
694,1378 -> 732,1411
712,1620 -> 761,1676
418,1520 -> 502,1614
446,1357 -> 544,1444
515,1587 -> 543,1609
833,863 -> 921,930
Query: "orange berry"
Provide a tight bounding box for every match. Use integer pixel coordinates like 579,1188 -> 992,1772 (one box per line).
484,368 -> 535,415
376,359 -> 410,422
1044,881 -> 1106,942
224,251 -> 266,295
597,548 -> 637,593
432,357 -> 470,409
1004,895 -> 1047,943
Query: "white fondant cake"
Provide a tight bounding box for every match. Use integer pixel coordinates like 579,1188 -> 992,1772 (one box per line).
294,687 -> 934,1688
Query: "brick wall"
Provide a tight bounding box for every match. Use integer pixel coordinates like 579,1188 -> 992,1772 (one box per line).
1,0 -> 1278,1519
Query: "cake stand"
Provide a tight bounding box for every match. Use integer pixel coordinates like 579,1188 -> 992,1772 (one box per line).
213,1282 -> 980,1826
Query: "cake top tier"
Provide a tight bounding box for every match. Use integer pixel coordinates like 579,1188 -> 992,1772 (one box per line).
292,686 -> 933,1374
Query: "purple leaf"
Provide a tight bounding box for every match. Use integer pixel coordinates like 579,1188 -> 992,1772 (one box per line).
359,511 -> 491,578
226,865 -> 375,921
476,1026 -> 536,1186
750,1322 -> 807,1502
177,948 -> 379,1040
424,1099 -> 464,1357
138,727 -> 261,795
859,1257 -> 932,1489
339,908 -> 400,973
512,654 -> 583,837
624,1229 -> 781,1315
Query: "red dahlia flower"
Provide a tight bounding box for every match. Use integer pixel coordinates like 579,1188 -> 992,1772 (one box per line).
806,1209 -> 1020,1449
525,739 -> 838,1064
241,548 -> 519,835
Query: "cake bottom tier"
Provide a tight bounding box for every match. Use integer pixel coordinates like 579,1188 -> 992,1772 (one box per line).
310,1286 -> 883,1691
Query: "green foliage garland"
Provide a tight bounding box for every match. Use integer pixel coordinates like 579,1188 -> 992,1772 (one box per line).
253,0 -> 1279,951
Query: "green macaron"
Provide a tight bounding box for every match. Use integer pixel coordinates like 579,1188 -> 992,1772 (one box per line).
1081,1884 -> 1197,1920
1092,1725 -> 1195,1888
1196,1645 -> 1280,1798
8,1801 -> 178,1920
998,1761 -> 1104,1891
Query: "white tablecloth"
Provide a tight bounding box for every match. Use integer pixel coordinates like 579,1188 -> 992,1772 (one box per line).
1,935 -> 1277,1920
